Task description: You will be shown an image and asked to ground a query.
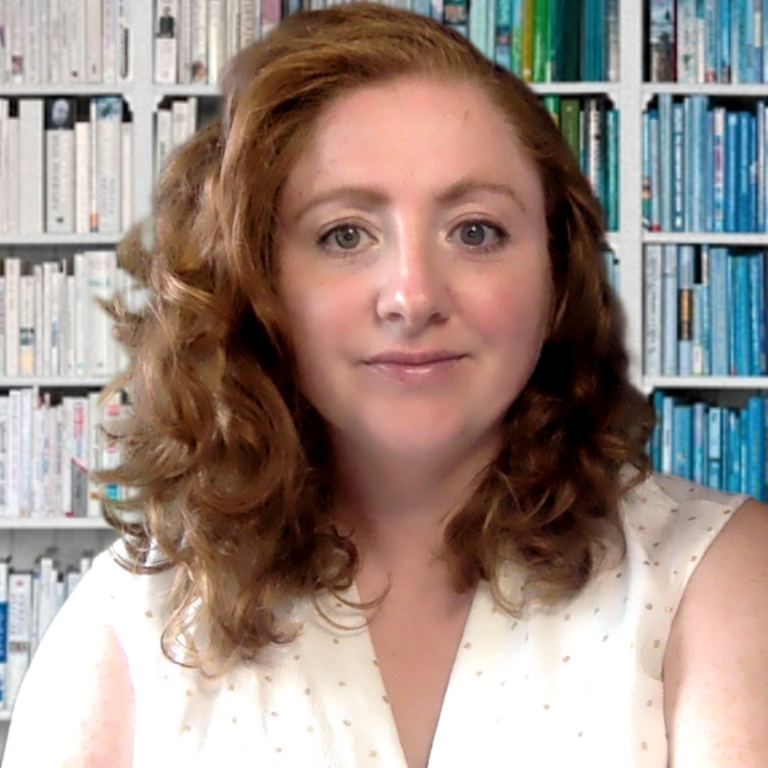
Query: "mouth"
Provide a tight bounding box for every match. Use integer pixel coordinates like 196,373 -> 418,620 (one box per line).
363,351 -> 466,366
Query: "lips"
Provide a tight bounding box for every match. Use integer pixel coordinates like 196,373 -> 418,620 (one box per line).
363,351 -> 465,366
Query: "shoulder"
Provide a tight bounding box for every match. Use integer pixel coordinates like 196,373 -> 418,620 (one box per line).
3,548 -> 137,767
663,497 -> 768,766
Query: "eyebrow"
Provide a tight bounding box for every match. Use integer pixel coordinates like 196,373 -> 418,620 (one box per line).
291,178 -> 528,223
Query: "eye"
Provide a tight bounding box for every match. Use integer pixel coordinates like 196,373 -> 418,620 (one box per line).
450,220 -> 508,252
319,224 -> 371,251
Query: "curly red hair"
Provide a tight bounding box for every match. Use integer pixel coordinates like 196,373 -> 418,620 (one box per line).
98,2 -> 654,671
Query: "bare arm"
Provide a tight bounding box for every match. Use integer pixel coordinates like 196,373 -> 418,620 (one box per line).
2,574 -> 135,767
664,498 -> 768,767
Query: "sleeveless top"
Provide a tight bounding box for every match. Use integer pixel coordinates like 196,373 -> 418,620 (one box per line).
71,472 -> 746,767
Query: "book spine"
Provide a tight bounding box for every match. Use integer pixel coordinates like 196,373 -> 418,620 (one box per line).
95,96 -> 123,233
0,559 -> 7,709
117,0 -> 132,81
661,243 -> 679,374
85,0 -> 103,83
208,0 -> 225,83
6,571 -> 32,710
19,274 -> 34,377
75,98 -> 92,234
190,0 -> 208,83
155,0 -> 179,84
708,405 -> 723,488
18,98 -> 44,234
45,97 -> 77,234
0,98 -> 9,233
102,0 -> 118,84
712,105 -> 726,231
649,0 -> 676,81
644,244 -> 663,376
692,400 -> 707,484
494,0 -> 511,70
672,101 -> 685,231
678,244 -> 695,376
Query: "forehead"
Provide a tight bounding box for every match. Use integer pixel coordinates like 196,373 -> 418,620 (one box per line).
279,75 -> 545,213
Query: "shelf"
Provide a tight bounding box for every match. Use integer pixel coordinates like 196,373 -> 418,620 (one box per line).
0,83 -> 130,97
0,517 -> 111,530
643,233 -> 768,246
643,376 -> 768,393
643,83 -> 768,98
0,378 -> 111,389
153,83 -> 221,98
0,233 -> 123,247
532,81 -> 619,97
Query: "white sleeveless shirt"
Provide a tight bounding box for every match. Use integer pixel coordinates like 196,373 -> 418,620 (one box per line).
71,472 -> 746,767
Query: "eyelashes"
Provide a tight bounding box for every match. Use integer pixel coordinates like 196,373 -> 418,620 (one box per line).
317,218 -> 510,256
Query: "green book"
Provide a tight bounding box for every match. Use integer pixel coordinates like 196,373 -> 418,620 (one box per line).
559,97 -> 582,163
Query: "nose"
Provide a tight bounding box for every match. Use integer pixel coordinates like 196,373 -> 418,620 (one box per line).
375,236 -> 451,332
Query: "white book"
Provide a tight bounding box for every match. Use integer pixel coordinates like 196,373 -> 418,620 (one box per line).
74,252 -> 88,377
87,391 -> 103,517
61,397 -> 74,516
101,390 -> 122,504
186,96 -> 198,141
154,0 -> 178,83
45,96 -> 77,234
19,387 -> 35,516
70,396 -> 89,516
226,0 -> 240,61
190,0 -> 208,83
51,265 -> 64,377
102,0 -> 118,84
18,98 -> 44,234
75,98 -> 92,233
0,559 -> 8,709
0,0 -> 7,84
121,108 -> 132,229
5,390 -> 20,517
155,102 -> 172,177
38,0 -> 48,86
4,257 -> 20,377
30,392 -> 44,516
68,0 -> 88,83
171,97 -> 189,150
48,0 -> 64,84
0,276 -> 6,378
177,0 -> 192,83
47,396 -> 62,516
95,96 -> 123,233
0,397 -> 7,516
117,0 -> 132,81
5,571 -> 32,710
241,0 -> 260,47
64,273 -> 76,378
87,250 -> 117,377
31,552 -> 59,655
6,104 -> 19,232
19,274 -> 35,377
0,98 -> 9,233
7,0 -> 23,83
208,0 -> 225,83
22,0 -> 40,84
32,264 -> 43,377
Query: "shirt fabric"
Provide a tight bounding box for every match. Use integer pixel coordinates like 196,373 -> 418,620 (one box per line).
69,472 -> 746,767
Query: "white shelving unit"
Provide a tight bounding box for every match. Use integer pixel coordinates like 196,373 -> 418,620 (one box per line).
1,0 -> 766,751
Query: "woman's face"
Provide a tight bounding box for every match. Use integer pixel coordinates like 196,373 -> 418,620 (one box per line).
275,75 -> 552,467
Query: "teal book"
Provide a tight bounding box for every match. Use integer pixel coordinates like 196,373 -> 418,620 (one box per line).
605,106 -> 619,230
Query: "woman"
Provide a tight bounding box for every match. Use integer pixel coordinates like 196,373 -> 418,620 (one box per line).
5,4 -> 767,767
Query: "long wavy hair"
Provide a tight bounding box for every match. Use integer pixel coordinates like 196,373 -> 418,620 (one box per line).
98,2 -> 654,671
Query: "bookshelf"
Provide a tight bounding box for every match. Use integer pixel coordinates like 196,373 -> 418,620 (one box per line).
0,0 -> 766,750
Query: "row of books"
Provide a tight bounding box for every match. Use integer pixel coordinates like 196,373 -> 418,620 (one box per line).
650,392 -> 767,501
0,96 -> 131,236
542,95 -> 619,231
648,0 -> 768,84
477,0 -> 618,82
0,0 -> 132,86
0,551 -> 95,710
644,245 -> 767,378
0,387 -> 126,520
155,96 -> 219,176
643,95 -> 768,233
0,251 -> 143,380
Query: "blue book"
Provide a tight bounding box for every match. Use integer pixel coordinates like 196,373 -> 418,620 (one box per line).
709,247 -> 729,375
658,93 -> 674,231
745,108 -> 757,231
651,389 -> 665,470
757,101 -> 766,231
736,111 -> 752,232
704,0 -> 719,81
712,105 -> 726,232
678,244 -> 695,375
724,109 -> 739,231
673,402 -> 693,479
606,107 -> 619,230
692,401 -> 708,484
764,0 -> 768,86
494,0 -> 512,69
731,253 -> 752,375
719,0 -> 732,82
732,0 -> 752,82
673,101 -> 686,231
749,252 -> 766,374
704,103 -> 715,229
692,248 -> 710,375
662,394 -> 675,473
662,244 -> 680,374
708,405 -> 723,489
0,560 -> 6,710
747,396 -> 766,499
725,408 -> 741,491
647,108 -> 662,231
689,95 -> 707,230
